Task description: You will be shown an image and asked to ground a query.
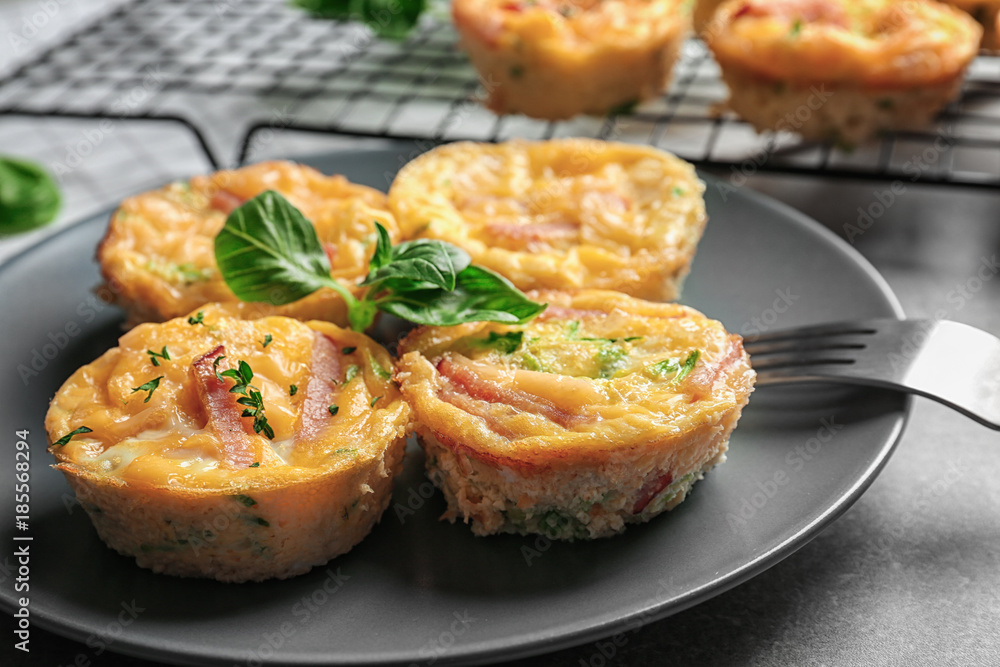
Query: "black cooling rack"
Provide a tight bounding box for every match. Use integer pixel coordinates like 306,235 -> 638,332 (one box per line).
4,0 -> 1000,187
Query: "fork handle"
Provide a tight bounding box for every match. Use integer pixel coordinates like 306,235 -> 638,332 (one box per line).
754,320 -> 1000,431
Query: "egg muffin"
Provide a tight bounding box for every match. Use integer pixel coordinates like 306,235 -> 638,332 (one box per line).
98,161 -> 399,328
944,0 -> 1000,50
693,0 -> 726,35
45,305 -> 409,582
451,0 -> 689,119
388,140 -> 706,302
396,290 -> 755,540
707,0 -> 981,145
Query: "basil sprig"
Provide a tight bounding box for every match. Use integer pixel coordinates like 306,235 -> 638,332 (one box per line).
215,191 -> 546,331
292,0 -> 427,39
0,156 -> 61,235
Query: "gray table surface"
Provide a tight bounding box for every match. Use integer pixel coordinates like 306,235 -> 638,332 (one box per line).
4,1 -> 1000,664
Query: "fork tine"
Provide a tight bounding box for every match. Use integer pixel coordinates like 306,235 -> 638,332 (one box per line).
753,364 -> 864,385
750,352 -> 858,372
743,321 -> 880,346
745,340 -> 868,356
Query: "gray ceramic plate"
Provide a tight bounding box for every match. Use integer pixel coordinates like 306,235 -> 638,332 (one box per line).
0,146 -> 908,666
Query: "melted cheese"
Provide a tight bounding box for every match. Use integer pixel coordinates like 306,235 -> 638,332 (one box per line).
97,161 -> 400,326
389,140 -> 706,302
709,0 -> 981,87
397,290 -> 756,464
450,1 -> 686,118
46,305 -> 410,490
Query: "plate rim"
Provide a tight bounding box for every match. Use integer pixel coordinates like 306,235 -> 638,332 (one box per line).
0,145 -> 911,666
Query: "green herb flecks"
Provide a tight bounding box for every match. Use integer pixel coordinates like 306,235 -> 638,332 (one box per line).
188,311 -> 206,326
646,350 -> 701,384
213,355 -> 227,381
262,334 -> 273,348
369,355 -> 392,381
328,404 -> 339,416
145,260 -> 212,285
675,350 -> 701,383
249,462 -> 261,468
131,376 -> 164,403
789,18 -> 803,37
474,331 -> 524,354
232,494 -> 257,507
342,346 -> 356,355
289,384 -> 298,396
520,351 -> 546,372
344,365 -> 360,384
219,360 -> 274,439
596,346 -> 629,379
147,346 -> 170,367
51,426 -> 93,448
214,191 -> 546,332
370,395 -> 382,407
0,156 -> 61,235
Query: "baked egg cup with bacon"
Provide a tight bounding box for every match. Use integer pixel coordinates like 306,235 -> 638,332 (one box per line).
388,139 -> 707,302
707,0 -> 981,145
45,305 -> 409,582
98,160 -> 399,328
693,0 -> 726,35
944,0 -> 1000,50
451,0 -> 689,119
396,290 -> 755,540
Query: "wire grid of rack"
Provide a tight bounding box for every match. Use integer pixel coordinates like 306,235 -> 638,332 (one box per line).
3,0 -> 1000,186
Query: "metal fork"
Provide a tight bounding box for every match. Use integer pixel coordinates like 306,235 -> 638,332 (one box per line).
744,318 -> 1000,430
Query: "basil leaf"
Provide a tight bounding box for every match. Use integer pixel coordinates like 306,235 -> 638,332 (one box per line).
361,238 -> 469,292
215,190 -> 339,305
0,156 -> 61,235
368,220 -> 393,273
214,192 -> 545,331
292,0 -> 427,39
377,265 -> 546,326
